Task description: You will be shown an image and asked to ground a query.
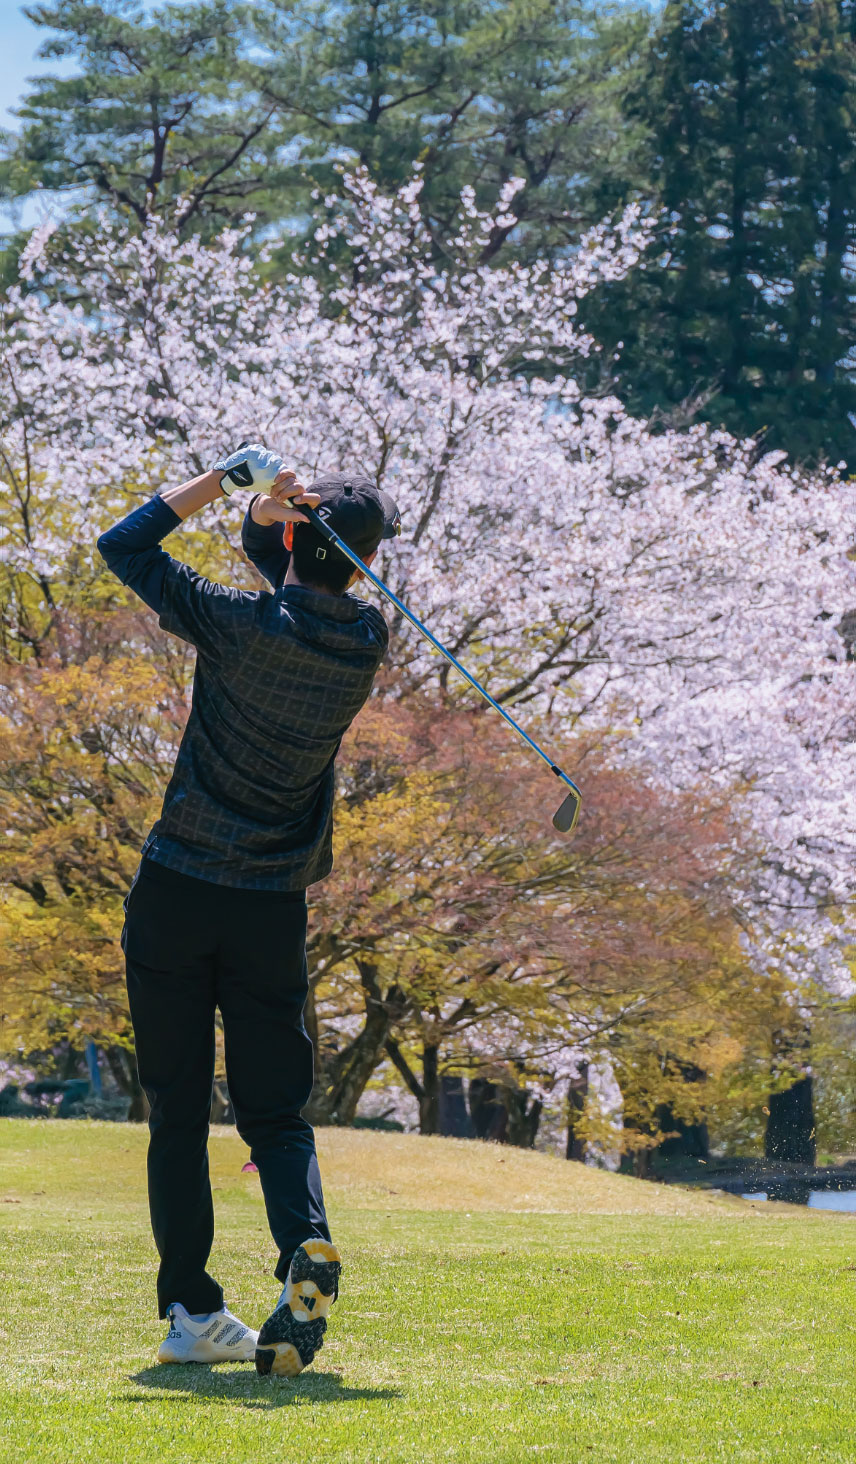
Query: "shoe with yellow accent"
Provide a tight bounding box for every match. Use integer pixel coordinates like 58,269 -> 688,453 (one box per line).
254,1239 -> 341,1377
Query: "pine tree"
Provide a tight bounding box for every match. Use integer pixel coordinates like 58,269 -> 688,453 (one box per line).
585,0 -> 856,469
781,0 -> 856,464
0,0 -> 650,258
253,0 -> 651,260
0,0 -> 284,233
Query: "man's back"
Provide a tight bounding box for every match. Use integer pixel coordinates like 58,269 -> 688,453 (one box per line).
98,488 -> 388,890
155,581 -> 388,888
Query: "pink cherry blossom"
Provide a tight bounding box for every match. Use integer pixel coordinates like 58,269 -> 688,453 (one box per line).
1,169 -> 854,1008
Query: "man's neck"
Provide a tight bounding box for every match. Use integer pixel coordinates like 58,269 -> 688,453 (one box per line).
282,564 -> 343,598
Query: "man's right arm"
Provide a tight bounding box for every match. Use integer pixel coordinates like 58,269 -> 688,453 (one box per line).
241,494 -> 292,589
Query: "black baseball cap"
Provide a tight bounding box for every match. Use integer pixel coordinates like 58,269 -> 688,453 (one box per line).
307,472 -> 401,559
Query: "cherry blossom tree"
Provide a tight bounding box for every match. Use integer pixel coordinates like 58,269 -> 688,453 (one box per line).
1,168 -> 854,1131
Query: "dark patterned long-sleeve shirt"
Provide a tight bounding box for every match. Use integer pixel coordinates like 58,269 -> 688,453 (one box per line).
97,494 -> 388,890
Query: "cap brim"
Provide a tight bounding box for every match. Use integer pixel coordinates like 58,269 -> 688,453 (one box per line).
377,488 -> 402,539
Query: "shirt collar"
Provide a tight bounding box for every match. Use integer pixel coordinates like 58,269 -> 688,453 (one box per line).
277,584 -> 360,622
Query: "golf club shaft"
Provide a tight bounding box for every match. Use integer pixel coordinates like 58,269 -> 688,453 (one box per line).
299,504 -> 581,803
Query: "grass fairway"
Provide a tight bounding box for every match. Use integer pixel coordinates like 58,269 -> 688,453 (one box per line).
1,1122 -> 854,1463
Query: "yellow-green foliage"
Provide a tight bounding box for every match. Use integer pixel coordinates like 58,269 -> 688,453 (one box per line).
0,484 -> 805,1148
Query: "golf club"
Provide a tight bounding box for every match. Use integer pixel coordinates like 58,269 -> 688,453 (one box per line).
299,502 -> 582,835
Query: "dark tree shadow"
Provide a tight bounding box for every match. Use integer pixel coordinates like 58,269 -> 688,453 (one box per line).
125,1365 -> 400,1409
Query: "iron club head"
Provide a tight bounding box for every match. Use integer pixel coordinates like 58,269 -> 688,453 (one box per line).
552,786 -> 581,835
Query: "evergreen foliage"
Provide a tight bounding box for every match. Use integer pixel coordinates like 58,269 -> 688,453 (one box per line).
252,0 -> 650,259
1,0 -> 286,232
0,0 -> 649,254
6,0 -> 856,462
583,0 -> 856,467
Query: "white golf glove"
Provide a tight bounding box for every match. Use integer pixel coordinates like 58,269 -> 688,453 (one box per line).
212,442 -> 285,497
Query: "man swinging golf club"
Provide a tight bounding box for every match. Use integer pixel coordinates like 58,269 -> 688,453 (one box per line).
98,444 -> 401,1375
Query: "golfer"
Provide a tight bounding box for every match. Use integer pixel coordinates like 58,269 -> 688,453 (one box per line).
97,445 -> 400,1376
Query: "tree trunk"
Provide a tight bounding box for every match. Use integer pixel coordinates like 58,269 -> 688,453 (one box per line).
305,1016 -> 389,1125
60,1043 -> 81,1080
305,961 -> 394,1126
84,1040 -> 103,1096
419,1044 -> 440,1134
653,1110 -> 709,1161
566,1063 -> 589,1161
619,1115 -> 651,1179
210,1081 -> 234,1125
104,1044 -> 149,1122
438,1075 -> 472,1137
468,1079 -> 508,1142
764,1076 -> 816,1165
765,1027 -> 816,1165
653,1064 -> 709,1164
722,3 -> 751,401
504,1086 -> 542,1148
631,1146 -> 650,1180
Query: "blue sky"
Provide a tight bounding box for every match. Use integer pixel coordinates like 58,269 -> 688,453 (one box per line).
0,6 -> 81,227
0,6 -> 75,132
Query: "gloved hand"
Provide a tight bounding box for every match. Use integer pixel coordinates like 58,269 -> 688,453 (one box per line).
212,442 -> 285,497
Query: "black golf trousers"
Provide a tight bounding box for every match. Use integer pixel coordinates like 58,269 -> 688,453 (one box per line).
122,857 -> 331,1318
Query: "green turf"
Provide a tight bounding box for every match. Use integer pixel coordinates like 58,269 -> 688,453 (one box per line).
1,1121 -> 855,1463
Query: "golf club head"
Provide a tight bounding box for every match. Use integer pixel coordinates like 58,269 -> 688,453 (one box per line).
552,786 -> 581,836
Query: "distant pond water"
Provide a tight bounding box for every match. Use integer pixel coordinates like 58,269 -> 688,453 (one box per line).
741,1188 -> 856,1211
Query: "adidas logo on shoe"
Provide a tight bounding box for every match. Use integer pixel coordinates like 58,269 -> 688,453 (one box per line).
157,1303 -> 258,1365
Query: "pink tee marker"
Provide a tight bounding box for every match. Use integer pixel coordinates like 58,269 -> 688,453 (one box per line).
241,1161 -> 259,1173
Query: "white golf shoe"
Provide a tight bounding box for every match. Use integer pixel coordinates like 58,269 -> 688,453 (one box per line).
157,1302 -> 259,1364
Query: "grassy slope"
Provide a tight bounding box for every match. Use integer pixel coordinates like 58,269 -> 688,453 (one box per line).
1,1120 -> 854,1464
